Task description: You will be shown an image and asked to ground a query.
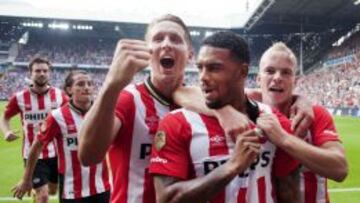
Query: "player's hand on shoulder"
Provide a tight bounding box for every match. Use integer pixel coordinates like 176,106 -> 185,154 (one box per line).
214,105 -> 250,142
107,39 -> 152,87
11,179 -> 32,200
290,95 -> 314,138
256,113 -> 285,145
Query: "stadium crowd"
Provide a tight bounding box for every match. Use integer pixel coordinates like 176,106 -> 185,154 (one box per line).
16,37 -> 115,66
1,27 -> 359,113
296,33 -> 360,112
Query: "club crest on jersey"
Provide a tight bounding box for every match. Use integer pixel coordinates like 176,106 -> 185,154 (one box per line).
154,131 -> 166,151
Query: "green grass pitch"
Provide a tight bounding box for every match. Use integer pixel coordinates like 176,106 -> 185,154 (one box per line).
0,101 -> 359,202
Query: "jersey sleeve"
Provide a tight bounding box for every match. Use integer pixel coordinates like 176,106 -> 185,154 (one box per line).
271,109 -> 300,177
37,113 -> 61,146
310,105 -> 340,146
149,112 -> 192,180
3,94 -> 20,119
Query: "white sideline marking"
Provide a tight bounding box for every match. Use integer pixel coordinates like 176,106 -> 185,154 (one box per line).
329,188 -> 360,193
0,196 -> 57,201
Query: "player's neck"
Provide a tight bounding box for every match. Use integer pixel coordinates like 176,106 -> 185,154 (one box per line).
72,99 -> 92,112
276,100 -> 292,118
30,84 -> 50,94
151,76 -> 182,100
231,91 -> 247,114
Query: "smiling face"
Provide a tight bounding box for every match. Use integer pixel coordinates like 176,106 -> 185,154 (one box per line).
146,20 -> 192,84
257,49 -> 296,108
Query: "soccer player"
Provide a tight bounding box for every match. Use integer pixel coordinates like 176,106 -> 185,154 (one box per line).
0,57 -> 68,203
149,31 -> 299,203
256,42 -> 348,202
12,70 -> 110,203
78,14 -> 194,203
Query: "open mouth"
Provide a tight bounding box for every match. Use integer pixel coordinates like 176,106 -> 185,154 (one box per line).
160,58 -> 175,69
269,87 -> 284,93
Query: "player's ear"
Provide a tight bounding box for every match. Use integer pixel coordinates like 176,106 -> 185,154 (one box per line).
65,87 -> 73,97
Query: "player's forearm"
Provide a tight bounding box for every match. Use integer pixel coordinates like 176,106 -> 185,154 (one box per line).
275,169 -> 301,203
279,137 -> 348,182
173,86 -> 211,115
245,88 -> 262,101
23,140 -> 43,182
0,116 -> 11,135
79,82 -> 121,166
156,162 -> 241,203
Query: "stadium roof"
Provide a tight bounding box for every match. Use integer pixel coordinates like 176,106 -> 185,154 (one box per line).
245,0 -> 360,34
0,0 -> 263,28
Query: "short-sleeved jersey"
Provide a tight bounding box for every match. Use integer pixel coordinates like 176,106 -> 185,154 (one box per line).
4,86 -> 68,159
299,105 -> 340,203
149,102 -> 299,203
108,78 -> 178,203
38,103 -> 110,199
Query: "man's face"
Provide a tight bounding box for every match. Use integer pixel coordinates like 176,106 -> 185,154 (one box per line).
147,21 -> 191,82
67,74 -> 94,103
30,63 -> 50,87
197,45 -> 245,109
257,51 -> 296,107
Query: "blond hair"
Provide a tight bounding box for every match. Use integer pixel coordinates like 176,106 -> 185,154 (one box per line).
260,42 -> 297,69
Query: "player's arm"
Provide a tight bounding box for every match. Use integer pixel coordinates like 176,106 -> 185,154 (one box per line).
12,113 -> 60,199
153,130 -> 260,203
11,140 -> 42,199
246,88 -> 314,137
0,114 -> 17,141
274,168 -> 301,203
173,86 -> 209,114
0,97 -> 20,142
245,88 -> 262,101
79,39 -> 151,166
289,95 -> 314,137
154,164 -> 240,203
12,139 -> 43,199
173,86 -> 250,135
256,111 -> 347,182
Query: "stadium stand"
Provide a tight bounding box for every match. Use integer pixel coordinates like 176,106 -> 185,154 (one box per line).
0,1 -> 359,117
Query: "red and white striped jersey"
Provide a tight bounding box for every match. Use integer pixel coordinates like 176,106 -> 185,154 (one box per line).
150,102 -> 299,203
38,103 -> 110,199
4,86 -> 68,159
108,79 -> 178,203
299,105 -> 340,203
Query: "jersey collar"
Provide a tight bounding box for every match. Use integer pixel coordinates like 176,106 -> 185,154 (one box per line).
29,85 -> 51,95
69,100 -> 90,116
144,77 -> 172,106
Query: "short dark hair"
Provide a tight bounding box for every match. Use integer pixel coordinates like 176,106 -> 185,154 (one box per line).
28,57 -> 51,72
201,31 -> 250,64
145,14 -> 192,48
63,70 -> 89,96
